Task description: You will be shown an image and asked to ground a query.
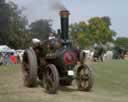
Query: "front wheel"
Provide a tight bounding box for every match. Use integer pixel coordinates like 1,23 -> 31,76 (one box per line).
76,64 -> 93,91
43,64 -> 59,94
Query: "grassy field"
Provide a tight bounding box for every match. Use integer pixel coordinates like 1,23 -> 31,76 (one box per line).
0,60 -> 128,102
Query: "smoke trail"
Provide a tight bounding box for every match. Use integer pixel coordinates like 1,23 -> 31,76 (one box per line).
51,0 -> 66,10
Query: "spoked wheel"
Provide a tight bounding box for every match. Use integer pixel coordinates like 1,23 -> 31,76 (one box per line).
43,64 -> 59,94
76,64 -> 93,91
22,48 -> 38,87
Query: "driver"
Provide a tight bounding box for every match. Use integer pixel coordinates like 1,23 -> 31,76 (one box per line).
48,32 -> 61,50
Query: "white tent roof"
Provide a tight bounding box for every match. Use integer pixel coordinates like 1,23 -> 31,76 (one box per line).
0,45 -> 11,52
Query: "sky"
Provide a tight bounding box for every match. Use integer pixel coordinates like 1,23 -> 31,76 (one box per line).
8,0 -> 128,37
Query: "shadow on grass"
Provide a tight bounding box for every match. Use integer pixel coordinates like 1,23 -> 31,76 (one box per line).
59,86 -> 77,92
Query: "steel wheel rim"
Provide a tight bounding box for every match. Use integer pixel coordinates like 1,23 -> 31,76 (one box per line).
22,52 -> 30,82
44,66 -> 56,91
78,66 -> 90,89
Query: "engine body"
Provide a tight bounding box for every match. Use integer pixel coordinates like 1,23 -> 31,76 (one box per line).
22,10 -> 93,93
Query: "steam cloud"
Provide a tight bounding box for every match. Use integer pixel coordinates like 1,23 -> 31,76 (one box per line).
51,0 -> 66,11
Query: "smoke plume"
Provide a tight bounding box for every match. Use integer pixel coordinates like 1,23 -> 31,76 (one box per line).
51,0 -> 66,11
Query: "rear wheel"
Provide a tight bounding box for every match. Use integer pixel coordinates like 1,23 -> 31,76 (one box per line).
43,64 -> 59,94
22,48 -> 38,87
76,64 -> 93,91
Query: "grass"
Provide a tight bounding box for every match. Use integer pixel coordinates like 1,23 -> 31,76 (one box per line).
0,60 -> 128,102
93,60 -> 128,96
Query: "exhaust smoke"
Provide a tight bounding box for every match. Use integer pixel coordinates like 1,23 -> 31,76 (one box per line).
51,0 -> 66,11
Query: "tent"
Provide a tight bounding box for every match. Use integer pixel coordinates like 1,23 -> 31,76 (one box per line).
0,45 -> 11,52
0,45 -> 16,53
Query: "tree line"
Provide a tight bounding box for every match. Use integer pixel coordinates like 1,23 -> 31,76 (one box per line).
0,0 -> 128,50
69,16 -> 117,49
0,0 -> 52,49
69,17 -> 128,50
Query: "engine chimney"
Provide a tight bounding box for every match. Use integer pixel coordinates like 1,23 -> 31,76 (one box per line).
60,10 -> 70,41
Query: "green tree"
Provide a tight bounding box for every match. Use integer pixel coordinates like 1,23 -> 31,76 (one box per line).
70,17 -> 116,49
88,17 -> 116,44
29,19 -> 52,40
0,0 -> 11,44
70,22 -> 91,49
0,0 -> 31,49
101,16 -> 111,27
8,2 -> 31,49
115,37 -> 128,50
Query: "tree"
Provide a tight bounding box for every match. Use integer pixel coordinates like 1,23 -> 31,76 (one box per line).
115,37 -> 128,50
70,17 -> 116,49
88,17 -> 116,44
29,19 -> 52,40
70,22 -> 91,49
101,16 -> 111,27
0,0 -> 31,49
8,2 -> 31,49
0,0 -> 11,44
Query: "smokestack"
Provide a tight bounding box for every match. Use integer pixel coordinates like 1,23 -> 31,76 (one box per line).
60,10 -> 70,40
57,29 -> 61,37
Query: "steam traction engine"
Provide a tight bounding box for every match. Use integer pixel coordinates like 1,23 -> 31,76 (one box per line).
22,10 -> 93,94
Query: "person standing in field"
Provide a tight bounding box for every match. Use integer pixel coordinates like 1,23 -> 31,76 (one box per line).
0,53 -> 4,65
10,52 -> 17,64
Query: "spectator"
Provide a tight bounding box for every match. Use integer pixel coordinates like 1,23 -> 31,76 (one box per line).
0,53 -> 4,65
10,52 -> 17,64
4,53 -> 11,64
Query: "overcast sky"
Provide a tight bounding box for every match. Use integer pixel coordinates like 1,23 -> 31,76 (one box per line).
9,0 -> 128,37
